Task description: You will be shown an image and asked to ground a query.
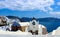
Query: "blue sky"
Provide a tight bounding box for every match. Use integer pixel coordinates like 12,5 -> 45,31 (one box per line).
0,0 -> 60,18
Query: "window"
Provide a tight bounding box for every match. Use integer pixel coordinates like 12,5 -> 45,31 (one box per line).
32,21 -> 35,25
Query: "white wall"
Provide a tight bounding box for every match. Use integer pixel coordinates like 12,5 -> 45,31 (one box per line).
52,27 -> 60,35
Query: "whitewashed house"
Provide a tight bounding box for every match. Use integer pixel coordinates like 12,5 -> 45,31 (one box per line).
52,26 -> 60,35
0,16 -> 7,26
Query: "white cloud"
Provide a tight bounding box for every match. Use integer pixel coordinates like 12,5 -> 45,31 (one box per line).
57,2 -> 60,6
49,12 -> 60,15
0,0 -> 54,12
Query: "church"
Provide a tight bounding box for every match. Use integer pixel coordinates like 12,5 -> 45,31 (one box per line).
27,18 -> 48,35
8,17 -> 48,35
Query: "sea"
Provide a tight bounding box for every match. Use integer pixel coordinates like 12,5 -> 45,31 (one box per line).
40,22 -> 60,33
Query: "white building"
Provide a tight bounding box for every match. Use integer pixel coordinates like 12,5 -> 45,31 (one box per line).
27,18 -> 48,35
0,16 -> 8,26
52,26 -> 60,35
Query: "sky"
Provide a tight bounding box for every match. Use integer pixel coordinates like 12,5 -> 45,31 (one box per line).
0,0 -> 60,18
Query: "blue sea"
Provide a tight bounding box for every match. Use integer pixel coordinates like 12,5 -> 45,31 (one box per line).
40,22 -> 60,33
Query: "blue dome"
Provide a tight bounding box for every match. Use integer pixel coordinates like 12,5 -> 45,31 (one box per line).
12,22 -> 20,26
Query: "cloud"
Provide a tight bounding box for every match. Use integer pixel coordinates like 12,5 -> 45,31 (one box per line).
57,2 -> 60,6
0,0 -> 54,12
0,0 -> 5,1
49,12 -> 60,15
